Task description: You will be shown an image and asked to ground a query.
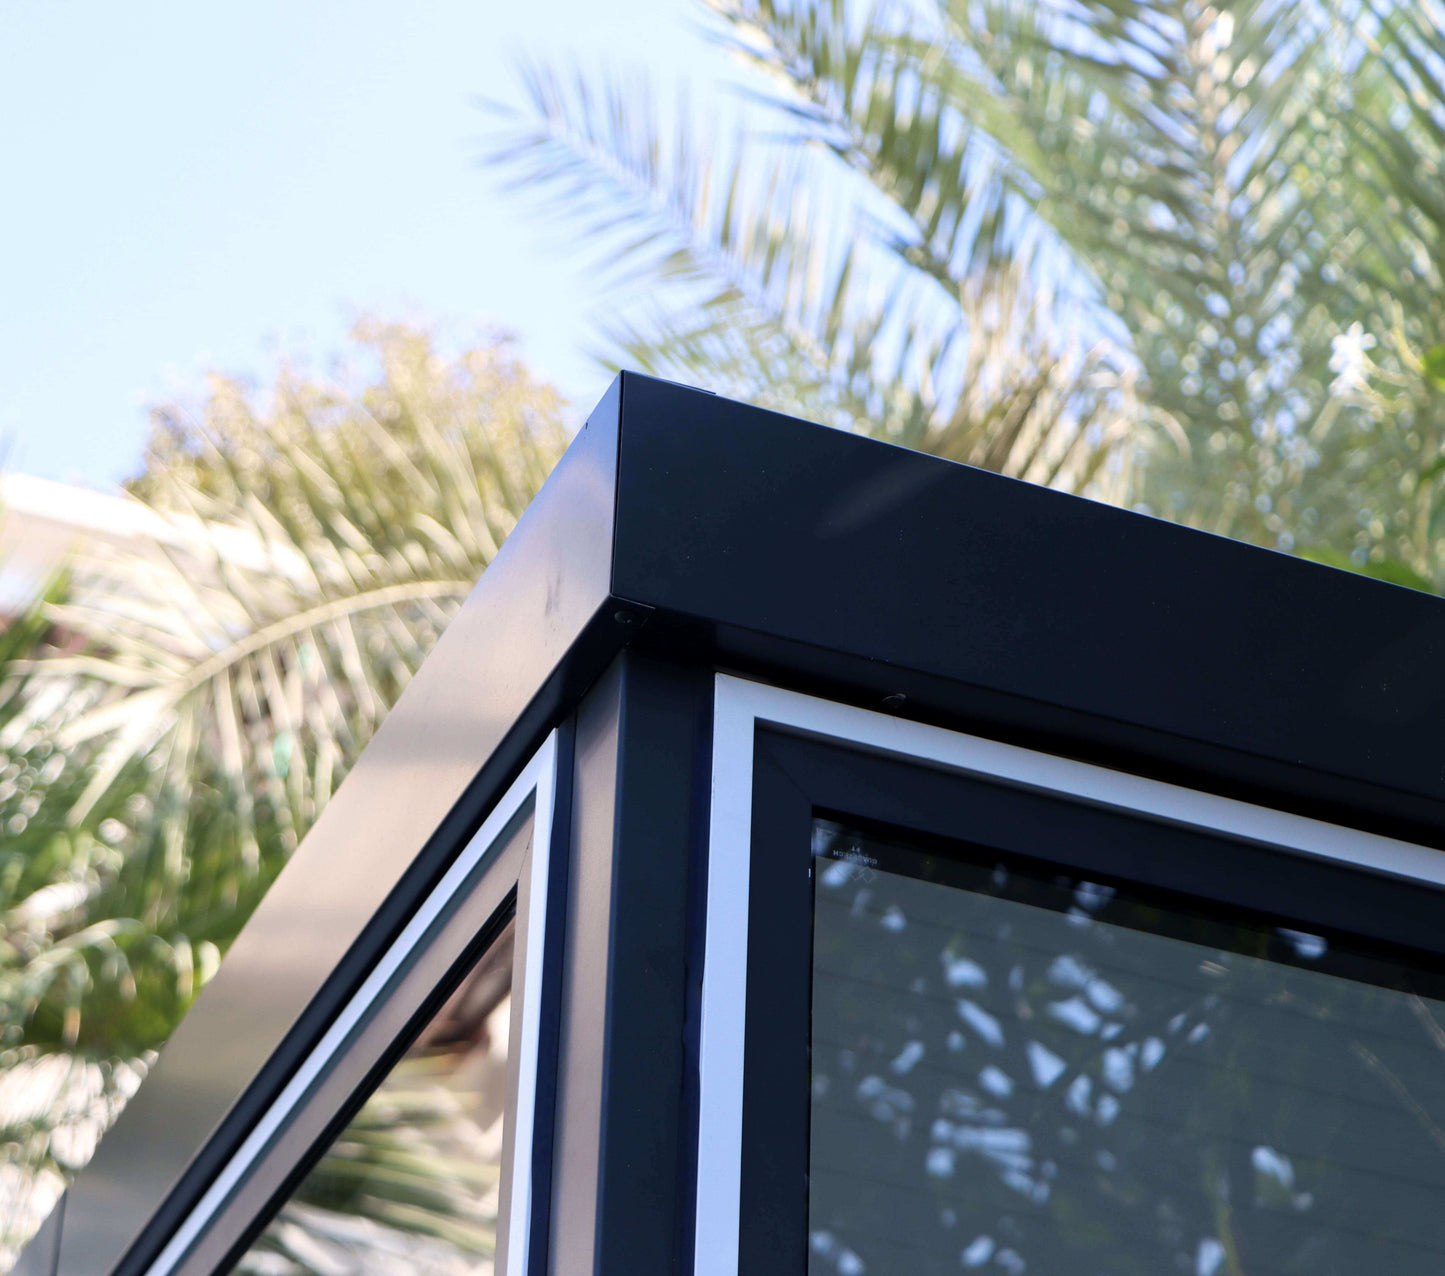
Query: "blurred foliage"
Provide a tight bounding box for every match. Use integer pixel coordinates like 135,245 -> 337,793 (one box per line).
0,321 -> 566,1266
240,1000 -> 511,1276
240,1072 -> 501,1274
487,0 -> 1445,589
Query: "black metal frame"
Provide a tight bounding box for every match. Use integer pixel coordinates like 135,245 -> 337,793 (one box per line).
30,373 -> 1445,1274
739,727 -> 1445,1272
606,377 -> 1445,846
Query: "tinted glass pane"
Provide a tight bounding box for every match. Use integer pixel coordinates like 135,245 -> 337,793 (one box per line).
809,819 -> 1445,1276
235,924 -> 515,1275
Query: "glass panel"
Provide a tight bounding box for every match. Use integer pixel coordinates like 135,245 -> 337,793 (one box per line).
809,819 -> 1445,1276
235,923 -> 515,1275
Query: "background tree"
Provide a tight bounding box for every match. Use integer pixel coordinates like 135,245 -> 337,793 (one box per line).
0,321 -> 566,1266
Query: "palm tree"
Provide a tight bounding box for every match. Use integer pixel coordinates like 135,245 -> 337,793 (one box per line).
486,0 -> 1445,585
0,320 -> 567,1266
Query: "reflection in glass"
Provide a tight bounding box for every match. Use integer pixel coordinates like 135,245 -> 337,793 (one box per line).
809,820 -> 1445,1275
235,925 -> 514,1275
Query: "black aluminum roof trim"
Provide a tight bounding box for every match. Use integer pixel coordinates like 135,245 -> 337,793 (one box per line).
608,372 -> 1445,842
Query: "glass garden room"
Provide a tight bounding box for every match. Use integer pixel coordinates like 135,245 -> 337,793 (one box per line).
25,373 -> 1445,1275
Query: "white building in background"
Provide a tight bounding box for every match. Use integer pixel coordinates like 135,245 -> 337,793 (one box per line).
0,473 -> 303,615
0,475 -> 164,611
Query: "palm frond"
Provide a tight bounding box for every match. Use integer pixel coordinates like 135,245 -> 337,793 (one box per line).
703,0 -> 1367,539
485,51 -> 1144,491
27,324 -> 565,902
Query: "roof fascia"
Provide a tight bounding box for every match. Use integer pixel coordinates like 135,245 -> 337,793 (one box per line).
610,372 -> 1445,844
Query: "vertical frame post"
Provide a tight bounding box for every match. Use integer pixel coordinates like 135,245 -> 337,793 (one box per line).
548,653 -> 712,1274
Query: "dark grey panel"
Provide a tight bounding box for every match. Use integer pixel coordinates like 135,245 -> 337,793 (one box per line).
59,383 -> 624,1276
608,372 -> 1445,843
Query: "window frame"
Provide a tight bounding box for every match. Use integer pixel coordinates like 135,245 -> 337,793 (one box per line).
144,731 -> 563,1276
696,675 -> 1445,1275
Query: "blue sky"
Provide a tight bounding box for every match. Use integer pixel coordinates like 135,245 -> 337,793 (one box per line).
0,1 -> 735,486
